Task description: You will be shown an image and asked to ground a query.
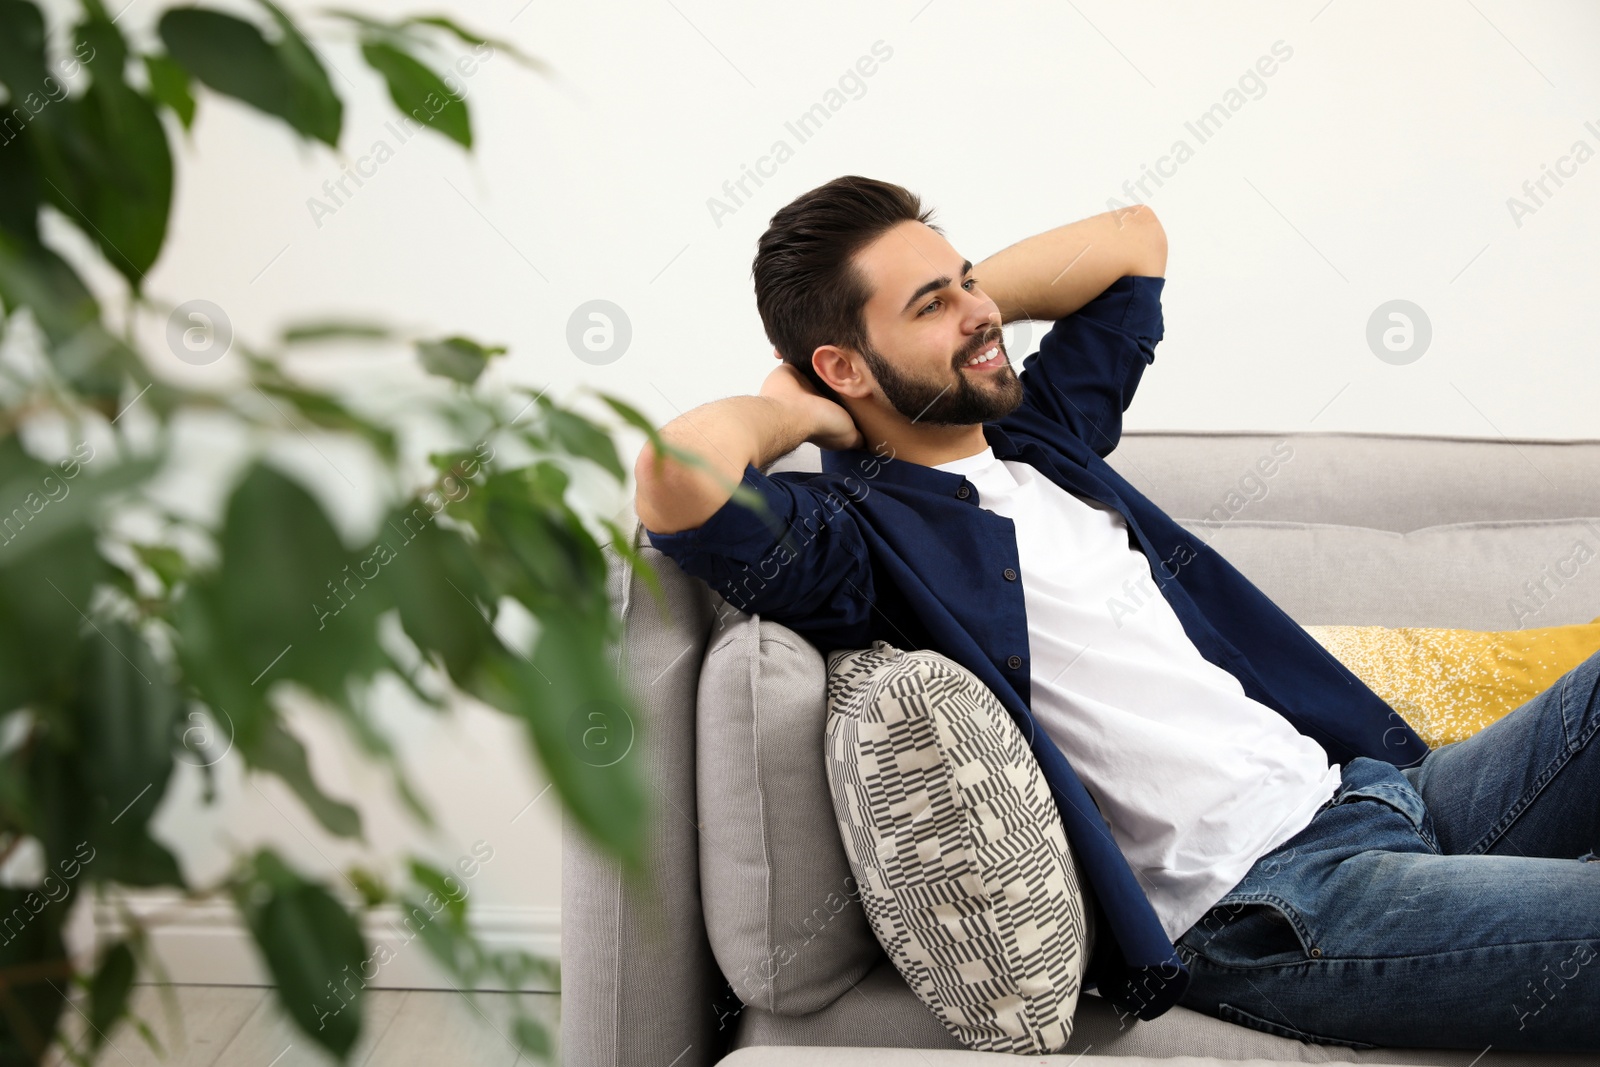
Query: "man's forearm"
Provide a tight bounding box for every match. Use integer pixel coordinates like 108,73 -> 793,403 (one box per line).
974,205 -> 1167,324
634,395 -> 811,535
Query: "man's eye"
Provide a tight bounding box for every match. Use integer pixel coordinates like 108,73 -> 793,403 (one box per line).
919,279 -> 977,317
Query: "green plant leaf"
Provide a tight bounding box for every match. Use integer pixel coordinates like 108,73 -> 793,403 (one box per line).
416,336 -> 503,384
0,235 -> 100,346
0,450 -> 160,568
31,11 -> 175,286
160,5 -> 340,146
250,378 -> 399,459
76,620 -> 183,832
0,438 -> 111,712
512,1013 -> 552,1058
0,887 -> 69,1064
87,942 -> 136,1051
132,542 -> 190,590
380,506 -> 497,678
27,744 -> 184,889
401,14 -> 552,73
347,865 -> 388,907
280,320 -> 392,345
468,611 -> 648,873
0,0 -> 48,248
143,53 -> 197,128
359,39 -> 471,147
255,0 -> 341,145
197,463 -> 392,709
471,466 -> 601,616
397,890 -> 471,981
0,0 -> 51,92
245,718 -> 362,839
408,859 -> 467,924
239,854 -> 367,1059
542,401 -> 625,481
159,9 -> 290,120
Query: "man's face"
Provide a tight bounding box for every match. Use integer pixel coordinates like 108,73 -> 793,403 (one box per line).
846,220 -> 1024,426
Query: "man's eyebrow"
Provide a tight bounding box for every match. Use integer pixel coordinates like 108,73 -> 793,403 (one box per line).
900,259 -> 974,314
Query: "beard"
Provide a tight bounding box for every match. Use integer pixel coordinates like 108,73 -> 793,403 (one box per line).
858,328 -> 1025,427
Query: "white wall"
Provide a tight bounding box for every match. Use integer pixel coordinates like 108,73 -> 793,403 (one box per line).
75,0 -> 1600,983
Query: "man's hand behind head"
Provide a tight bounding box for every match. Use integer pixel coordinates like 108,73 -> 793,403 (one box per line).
761,362 -> 865,452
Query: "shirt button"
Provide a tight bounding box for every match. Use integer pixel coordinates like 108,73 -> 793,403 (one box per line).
1006,654 -> 1022,669
1003,567 -> 1017,581
955,485 -> 970,499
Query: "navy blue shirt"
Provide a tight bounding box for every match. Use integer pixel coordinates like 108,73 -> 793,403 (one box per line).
644,275 -> 1430,1022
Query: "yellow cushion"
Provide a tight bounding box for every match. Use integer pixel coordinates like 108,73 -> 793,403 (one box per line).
1301,617 -> 1600,749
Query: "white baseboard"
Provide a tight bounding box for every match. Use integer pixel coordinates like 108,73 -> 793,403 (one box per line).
93,894 -> 560,992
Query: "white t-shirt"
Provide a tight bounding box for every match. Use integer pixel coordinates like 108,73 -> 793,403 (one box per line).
931,445 -> 1341,942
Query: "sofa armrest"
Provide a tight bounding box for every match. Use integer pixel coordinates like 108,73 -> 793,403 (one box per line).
562,516 -> 737,1067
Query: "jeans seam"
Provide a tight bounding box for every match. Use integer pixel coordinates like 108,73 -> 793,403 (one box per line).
1216,1001 -> 1380,1051
1562,658 -> 1600,754
1427,657 -> 1600,857
1467,670 -> 1600,856
1192,934 -> 1597,971
1470,753 -> 1569,856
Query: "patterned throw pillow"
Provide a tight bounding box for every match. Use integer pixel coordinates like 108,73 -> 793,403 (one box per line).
1302,616 -> 1600,748
823,640 -> 1093,1053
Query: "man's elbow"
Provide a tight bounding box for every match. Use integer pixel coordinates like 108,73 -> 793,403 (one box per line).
1116,204 -> 1167,278
633,441 -> 719,536
633,442 -> 675,534
1136,207 -> 1168,277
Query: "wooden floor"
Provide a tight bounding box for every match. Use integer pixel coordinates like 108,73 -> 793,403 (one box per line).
46,985 -> 562,1066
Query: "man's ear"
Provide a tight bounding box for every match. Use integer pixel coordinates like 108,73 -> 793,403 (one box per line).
813,344 -> 869,400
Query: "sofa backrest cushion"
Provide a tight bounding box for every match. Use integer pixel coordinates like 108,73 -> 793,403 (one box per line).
696,610 -> 881,1015
1183,517 -> 1600,629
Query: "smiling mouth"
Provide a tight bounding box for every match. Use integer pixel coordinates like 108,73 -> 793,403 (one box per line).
960,338 -> 1006,371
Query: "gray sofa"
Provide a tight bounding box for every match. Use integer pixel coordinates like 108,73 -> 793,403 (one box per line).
564,429 -> 1600,1067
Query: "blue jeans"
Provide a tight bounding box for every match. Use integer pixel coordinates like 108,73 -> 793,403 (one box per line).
1173,647 -> 1600,1052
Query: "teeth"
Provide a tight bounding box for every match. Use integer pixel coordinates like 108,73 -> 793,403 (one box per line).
966,345 -> 997,366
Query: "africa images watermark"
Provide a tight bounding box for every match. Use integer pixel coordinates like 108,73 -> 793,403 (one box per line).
1505,118 -> 1600,229
0,441 -> 97,550
311,839 -> 497,1032
714,873 -> 865,1031
313,441 -> 496,630
0,39 -> 95,149
715,438 -> 899,615
1504,519 -> 1600,629
1510,939 -> 1596,1032
1104,40 -> 1294,210
1,840 -> 96,948
1105,440 -> 1294,629
306,41 -> 496,229
706,40 -> 895,229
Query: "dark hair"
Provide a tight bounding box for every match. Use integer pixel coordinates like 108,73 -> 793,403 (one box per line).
753,176 -> 940,405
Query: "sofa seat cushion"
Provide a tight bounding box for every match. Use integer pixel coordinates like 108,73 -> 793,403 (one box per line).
730,958 -> 1597,1066
824,640 -> 1093,1053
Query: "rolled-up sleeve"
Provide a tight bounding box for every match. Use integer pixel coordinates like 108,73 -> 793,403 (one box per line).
1014,274 -> 1165,458
642,462 -> 876,646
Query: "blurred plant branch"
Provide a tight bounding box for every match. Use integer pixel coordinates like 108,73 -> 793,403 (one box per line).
0,0 -> 742,1062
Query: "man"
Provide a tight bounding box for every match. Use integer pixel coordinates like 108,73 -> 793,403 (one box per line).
634,175 -> 1600,1051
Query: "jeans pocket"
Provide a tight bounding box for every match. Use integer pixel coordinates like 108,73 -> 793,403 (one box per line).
1179,892 -> 1321,969
1217,1001 -> 1379,1051
1331,777 -> 1438,852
